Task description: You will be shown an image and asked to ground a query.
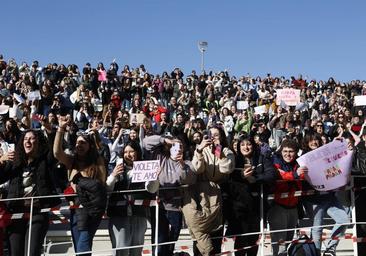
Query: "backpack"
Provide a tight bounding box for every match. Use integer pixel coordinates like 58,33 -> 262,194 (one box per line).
353,142 -> 366,175
287,235 -> 317,256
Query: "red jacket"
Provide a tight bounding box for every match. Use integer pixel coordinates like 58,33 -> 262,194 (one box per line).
273,154 -> 304,207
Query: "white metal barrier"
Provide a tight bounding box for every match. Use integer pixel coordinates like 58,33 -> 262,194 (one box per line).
1,176 -> 366,255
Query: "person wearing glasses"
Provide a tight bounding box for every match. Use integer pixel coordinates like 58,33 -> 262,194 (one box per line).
54,116 -> 107,255
268,139 -> 307,256
314,121 -> 330,144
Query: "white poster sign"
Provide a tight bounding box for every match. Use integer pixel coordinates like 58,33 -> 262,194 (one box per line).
296,140 -> 353,191
131,160 -> 160,183
27,90 -> 41,101
236,101 -> 249,110
354,95 -> 366,106
254,105 -> 267,115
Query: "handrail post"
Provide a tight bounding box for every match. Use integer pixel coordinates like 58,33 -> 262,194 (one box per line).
260,184 -> 265,256
155,192 -> 159,256
27,197 -> 34,256
351,176 -> 358,255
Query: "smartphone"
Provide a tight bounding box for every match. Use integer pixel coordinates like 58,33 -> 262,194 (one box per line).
214,144 -> 222,157
116,157 -> 123,166
203,130 -> 212,140
8,144 -> 15,152
170,143 -> 180,158
123,129 -> 131,135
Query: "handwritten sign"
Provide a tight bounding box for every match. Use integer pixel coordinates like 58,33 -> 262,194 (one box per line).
130,113 -> 145,125
297,140 -> 353,191
131,160 -> 160,183
354,95 -> 366,106
254,105 -> 267,115
276,89 -> 301,106
236,101 -> 249,110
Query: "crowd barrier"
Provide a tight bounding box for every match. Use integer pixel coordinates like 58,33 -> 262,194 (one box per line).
1,176 -> 365,255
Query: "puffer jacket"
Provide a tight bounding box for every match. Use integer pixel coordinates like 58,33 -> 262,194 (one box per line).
0,151 -> 61,213
272,153 -> 304,207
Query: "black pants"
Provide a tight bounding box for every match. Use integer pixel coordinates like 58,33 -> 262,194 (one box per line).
7,213 -> 49,256
355,178 -> 366,255
193,228 -> 223,256
230,220 -> 259,256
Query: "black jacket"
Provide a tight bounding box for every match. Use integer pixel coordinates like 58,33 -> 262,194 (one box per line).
222,151 -> 276,219
107,166 -> 151,218
0,150 -> 61,213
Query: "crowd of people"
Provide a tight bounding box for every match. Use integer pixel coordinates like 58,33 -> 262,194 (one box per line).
0,54 -> 366,256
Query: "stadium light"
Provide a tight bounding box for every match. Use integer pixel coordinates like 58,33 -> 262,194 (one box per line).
198,41 -> 208,73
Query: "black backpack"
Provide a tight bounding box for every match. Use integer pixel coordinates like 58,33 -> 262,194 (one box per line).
353,142 -> 366,175
287,235 -> 317,256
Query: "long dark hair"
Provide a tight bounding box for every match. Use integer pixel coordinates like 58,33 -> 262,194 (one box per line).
3,119 -> 21,144
301,131 -> 323,154
122,140 -> 142,164
75,132 -> 100,167
235,133 -> 259,168
209,125 -> 229,149
13,130 -> 49,168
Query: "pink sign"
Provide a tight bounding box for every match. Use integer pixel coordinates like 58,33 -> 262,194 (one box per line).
297,140 -> 353,191
98,70 -> 107,82
276,89 -> 301,106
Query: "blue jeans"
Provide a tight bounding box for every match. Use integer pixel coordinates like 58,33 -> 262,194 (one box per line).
151,208 -> 182,256
70,210 -> 102,255
122,99 -> 131,110
310,193 -> 349,250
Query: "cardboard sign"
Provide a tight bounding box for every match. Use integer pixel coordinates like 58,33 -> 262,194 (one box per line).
130,113 -> 145,125
9,106 -> 23,120
297,140 -> 353,191
254,105 -> 267,115
27,90 -> 41,101
131,160 -> 160,183
276,89 -> 301,106
354,95 -> 366,106
236,101 -> 249,110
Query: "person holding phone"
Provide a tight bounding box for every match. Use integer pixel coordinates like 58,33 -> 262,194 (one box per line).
143,135 -> 196,256
221,134 -> 276,256
186,124 -> 234,256
106,141 -> 159,256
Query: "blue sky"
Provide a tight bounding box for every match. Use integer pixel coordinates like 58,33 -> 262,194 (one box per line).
2,0 -> 366,81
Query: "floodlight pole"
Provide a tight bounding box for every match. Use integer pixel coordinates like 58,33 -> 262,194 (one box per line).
198,41 -> 208,73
